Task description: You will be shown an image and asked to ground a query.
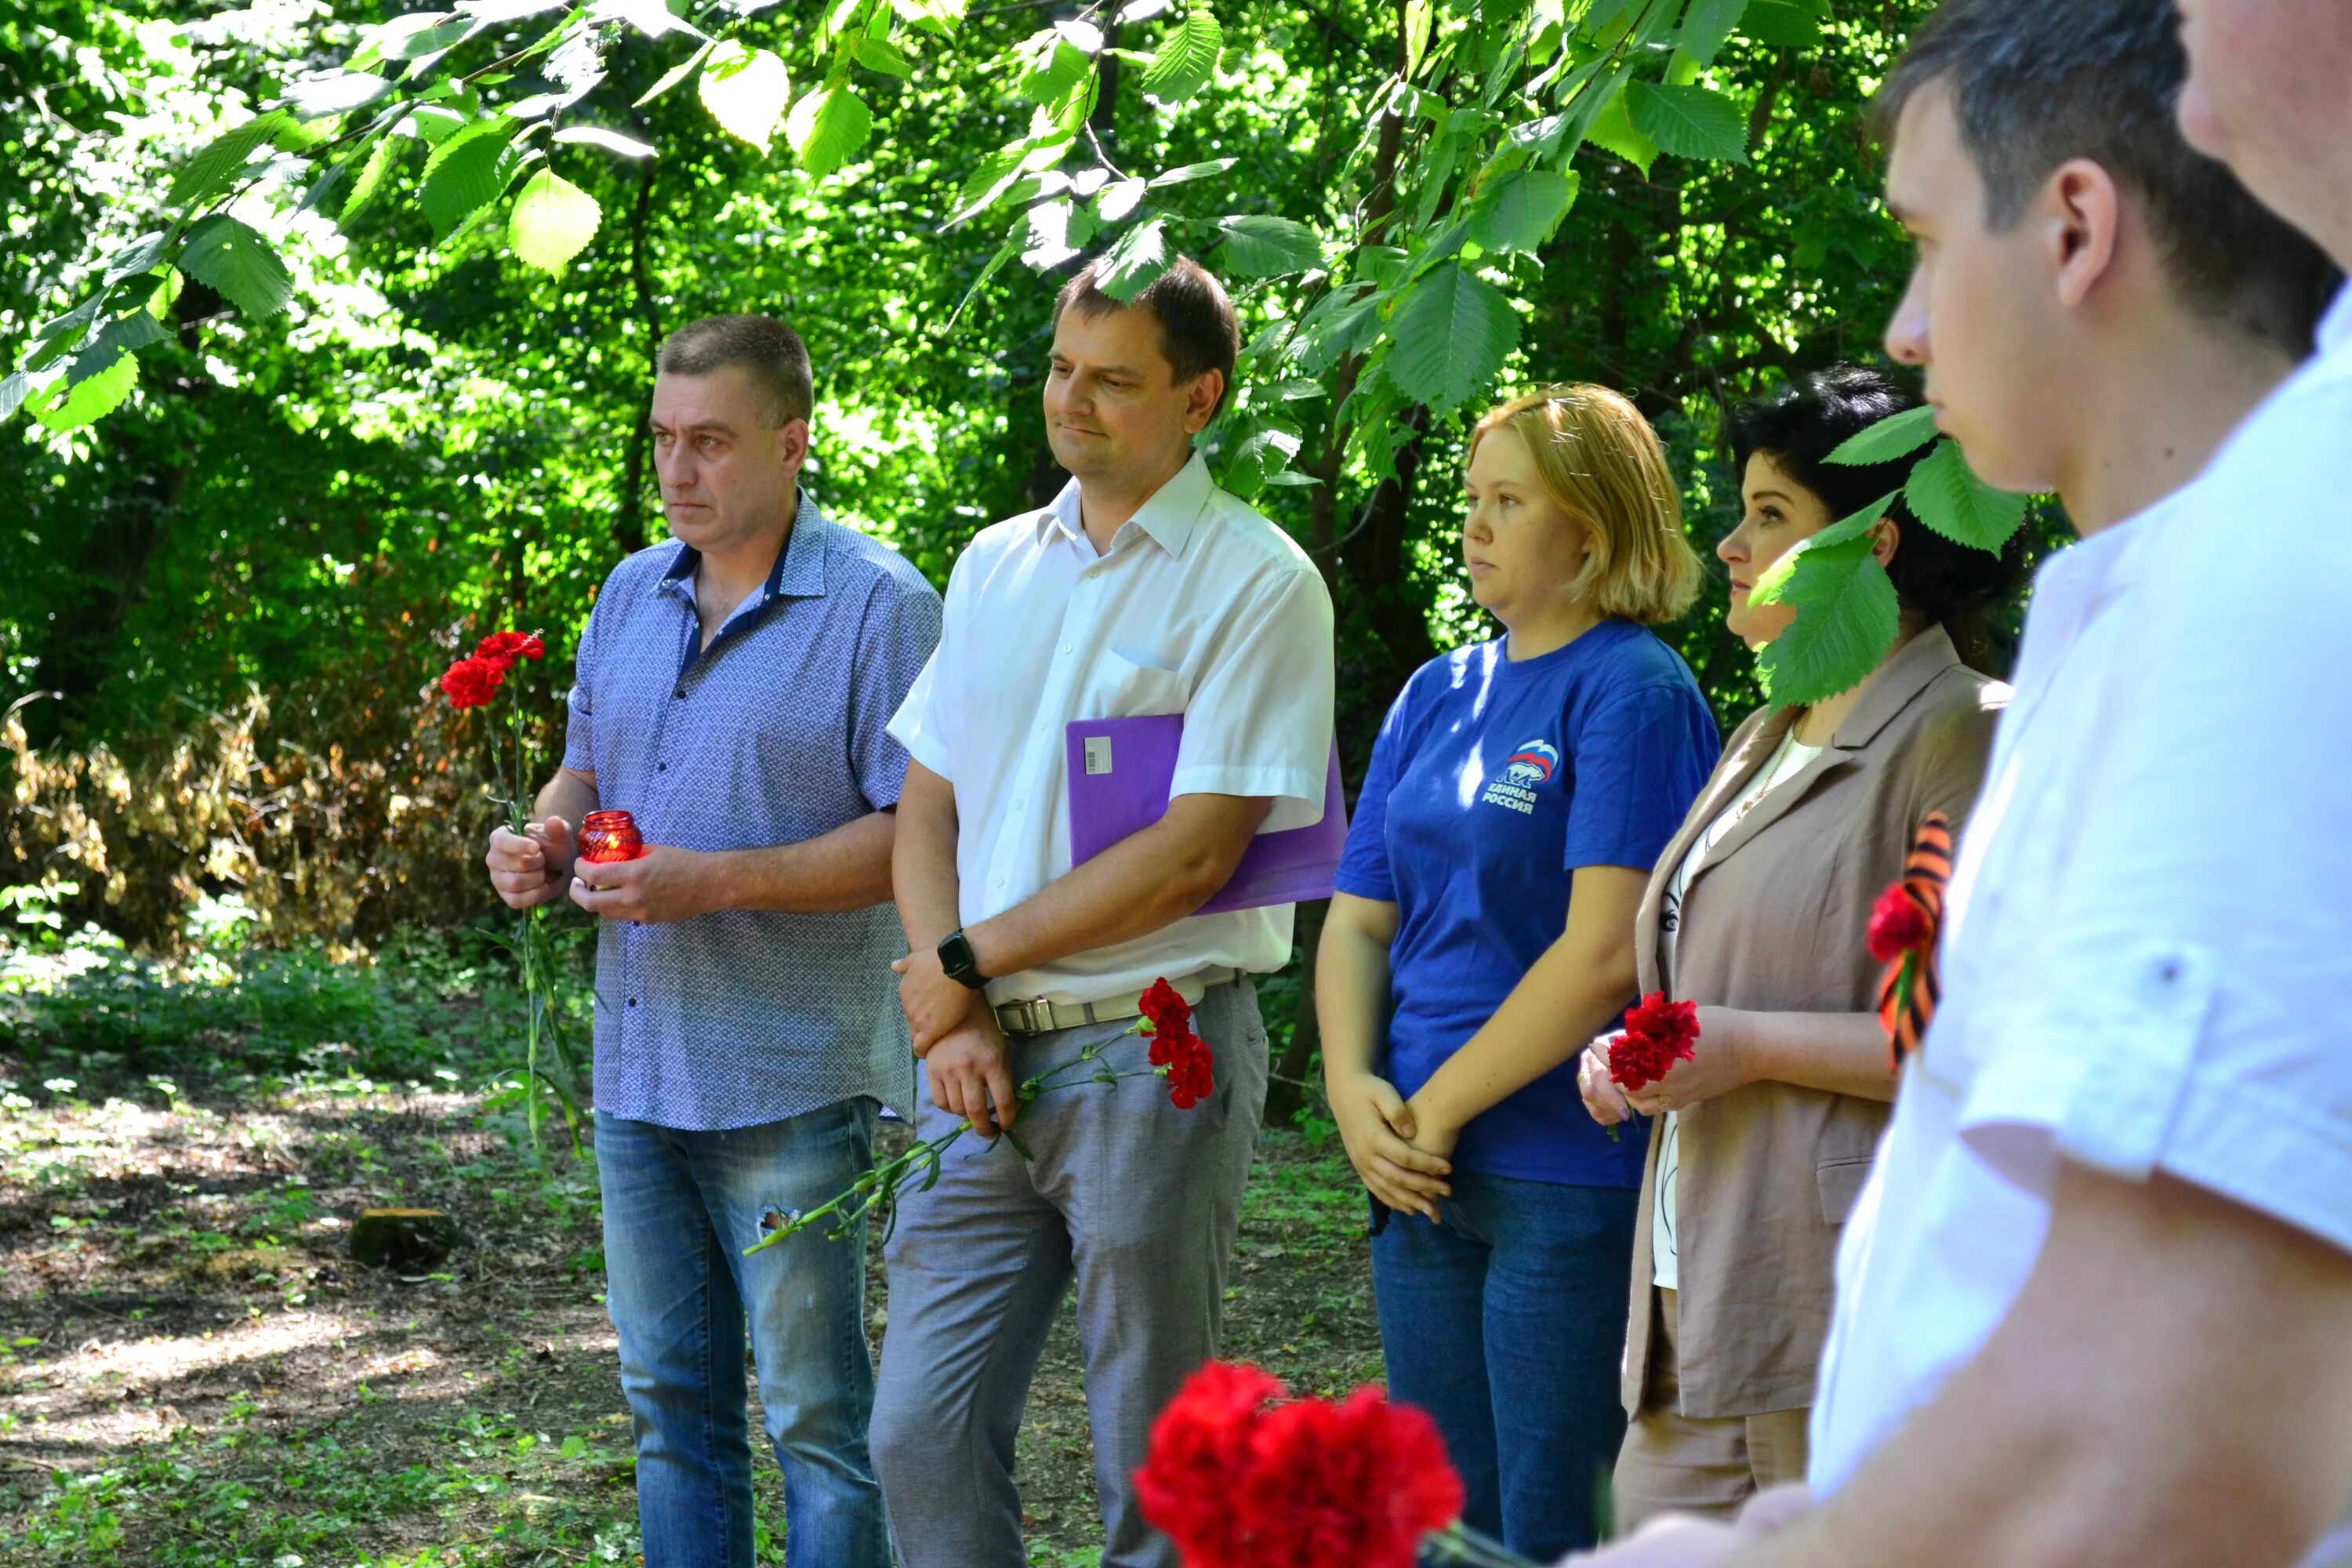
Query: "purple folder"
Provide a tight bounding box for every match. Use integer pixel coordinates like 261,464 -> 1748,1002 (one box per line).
1065,715 -> 1347,914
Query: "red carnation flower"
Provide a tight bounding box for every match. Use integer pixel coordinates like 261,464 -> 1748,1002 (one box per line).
1236,1386 -> 1464,1568
1609,993 -> 1700,1093
1135,1361 -> 1287,1568
439,655 -> 506,710
1164,1033 -> 1215,1109
474,630 -> 547,673
1140,976 -> 1191,1037
1866,882 -> 1933,964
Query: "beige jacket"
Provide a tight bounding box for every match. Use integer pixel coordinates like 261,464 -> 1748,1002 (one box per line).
1621,626 -> 2006,1418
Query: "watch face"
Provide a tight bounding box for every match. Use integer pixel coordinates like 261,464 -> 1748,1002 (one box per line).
939,931 -> 981,985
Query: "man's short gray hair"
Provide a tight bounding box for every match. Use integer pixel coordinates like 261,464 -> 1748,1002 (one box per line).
655,314 -> 815,428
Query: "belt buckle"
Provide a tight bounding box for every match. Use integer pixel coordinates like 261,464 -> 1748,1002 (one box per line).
1000,999 -> 1039,1035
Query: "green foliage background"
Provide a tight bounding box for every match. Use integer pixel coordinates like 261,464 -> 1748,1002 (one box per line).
3,0 -> 2044,966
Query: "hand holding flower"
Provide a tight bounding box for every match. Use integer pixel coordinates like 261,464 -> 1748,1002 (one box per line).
485,815 -> 576,909
1621,1007 -> 1749,1117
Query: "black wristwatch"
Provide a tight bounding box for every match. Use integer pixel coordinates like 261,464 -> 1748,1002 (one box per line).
936,928 -> 989,989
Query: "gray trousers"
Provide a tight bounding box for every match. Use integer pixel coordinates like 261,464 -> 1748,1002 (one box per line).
869,977 -> 1270,1568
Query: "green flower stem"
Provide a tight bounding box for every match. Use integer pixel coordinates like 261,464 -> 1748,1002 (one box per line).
741,1051 -> 1165,1258
1417,1521 -> 1538,1566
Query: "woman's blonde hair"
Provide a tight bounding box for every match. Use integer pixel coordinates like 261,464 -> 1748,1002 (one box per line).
1468,383 -> 1702,626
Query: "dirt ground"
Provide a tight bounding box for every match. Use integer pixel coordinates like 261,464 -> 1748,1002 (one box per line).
0,1069 -> 1379,1565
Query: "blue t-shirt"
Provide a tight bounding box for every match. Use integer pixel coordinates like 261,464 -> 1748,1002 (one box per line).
1334,620 -> 1719,1186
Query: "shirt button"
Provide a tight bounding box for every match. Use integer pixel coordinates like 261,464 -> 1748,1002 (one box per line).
658,761 -> 668,771
674,688 -> 685,699
626,996 -> 638,1007
1060,644 -> 1073,655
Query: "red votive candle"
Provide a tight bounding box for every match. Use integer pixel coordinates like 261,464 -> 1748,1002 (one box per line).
578,809 -> 646,864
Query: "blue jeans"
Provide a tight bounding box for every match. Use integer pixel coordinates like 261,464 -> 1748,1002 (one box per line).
597,1101 -> 889,1568
1370,1170 -> 1639,1559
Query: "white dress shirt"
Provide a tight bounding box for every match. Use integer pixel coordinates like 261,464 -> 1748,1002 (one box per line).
1809,288 -> 2352,1566
887,451 -> 1336,1007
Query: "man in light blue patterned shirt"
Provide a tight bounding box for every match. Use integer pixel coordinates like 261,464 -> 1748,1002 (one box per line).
482,315 -> 938,1568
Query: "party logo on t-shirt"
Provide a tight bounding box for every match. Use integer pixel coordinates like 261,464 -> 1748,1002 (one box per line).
1482,739 -> 1559,815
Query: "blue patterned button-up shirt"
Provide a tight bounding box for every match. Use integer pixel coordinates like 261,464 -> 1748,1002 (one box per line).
562,492 -> 940,1130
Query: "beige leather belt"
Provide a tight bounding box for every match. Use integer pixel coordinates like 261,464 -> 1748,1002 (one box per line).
992,967 -> 1236,1037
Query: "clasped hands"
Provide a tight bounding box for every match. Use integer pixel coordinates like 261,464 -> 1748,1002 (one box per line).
484,818 -> 717,924
891,941 -> 1019,1140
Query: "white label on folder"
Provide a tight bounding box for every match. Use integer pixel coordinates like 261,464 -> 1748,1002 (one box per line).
1083,735 -> 1114,775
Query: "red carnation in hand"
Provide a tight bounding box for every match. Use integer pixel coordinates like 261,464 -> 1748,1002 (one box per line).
439,655 -> 506,710
1135,1361 -> 1287,1568
1236,1385 -> 1465,1568
1866,882 -> 1933,964
1609,993 -> 1701,1093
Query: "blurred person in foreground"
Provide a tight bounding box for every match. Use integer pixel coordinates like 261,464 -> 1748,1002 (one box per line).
1569,1 -> 2352,1563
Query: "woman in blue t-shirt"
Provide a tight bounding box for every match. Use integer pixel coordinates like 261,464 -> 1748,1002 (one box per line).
1318,384 -> 1719,1558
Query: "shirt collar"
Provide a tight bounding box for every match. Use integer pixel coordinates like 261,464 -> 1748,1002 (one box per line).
1827,622 -> 1968,752
655,488 -> 832,604
2318,280 -> 2352,359
1037,450 -> 1215,560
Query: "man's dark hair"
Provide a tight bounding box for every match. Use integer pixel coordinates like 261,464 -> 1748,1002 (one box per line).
1727,365 -> 2027,674
1878,0 -> 2341,357
1052,256 -> 1240,417
655,314 -> 815,428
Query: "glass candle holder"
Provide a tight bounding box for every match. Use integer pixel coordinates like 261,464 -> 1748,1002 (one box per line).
578,809 -> 646,864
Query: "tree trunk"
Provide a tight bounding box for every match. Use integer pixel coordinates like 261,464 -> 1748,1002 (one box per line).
1264,897 -> 1328,1126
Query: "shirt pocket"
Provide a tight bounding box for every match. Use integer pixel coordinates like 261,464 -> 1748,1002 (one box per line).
1816,1154 -> 1877,1225
1086,646 -> 1192,719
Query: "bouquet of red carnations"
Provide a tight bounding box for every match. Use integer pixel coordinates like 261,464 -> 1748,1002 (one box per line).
1136,1359 -> 1535,1566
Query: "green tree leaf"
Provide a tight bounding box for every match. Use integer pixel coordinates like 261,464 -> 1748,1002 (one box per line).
0,372 -> 30,424
420,116 -> 521,234
786,86 -> 873,179
1012,31 -> 1091,105
510,168 -> 601,271
29,352 -> 139,432
1141,9 -> 1221,106
1387,261 -> 1519,411
1095,217 -> 1171,300
341,136 -> 405,224
1904,438 -> 2030,550
1626,81 -> 1748,163
180,215 -> 295,319
1824,403 -> 1940,465
1214,215 -> 1320,278
553,126 -> 655,159
169,109 -> 292,208
1677,0 -> 1750,70
1751,498 -> 1904,706
855,38 -> 913,76
1149,158 -> 1237,187
1740,0 -> 1824,48
1222,423 -> 1302,501
699,40 -> 790,154
1468,168 -> 1577,253
1585,89 -> 1657,177
70,312 -> 169,383
634,39 -> 715,107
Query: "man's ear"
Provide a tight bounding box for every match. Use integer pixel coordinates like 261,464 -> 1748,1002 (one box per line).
2046,157 -> 2124,312
1183,368 -> 1225,434
775,417 -> 811,475
1870,514 -> 1902,571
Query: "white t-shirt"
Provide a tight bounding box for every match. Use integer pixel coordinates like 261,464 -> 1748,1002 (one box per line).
887,451 -> 1336,1007
1651,725 -> 1823,1290
1809,288 -> 2352,1566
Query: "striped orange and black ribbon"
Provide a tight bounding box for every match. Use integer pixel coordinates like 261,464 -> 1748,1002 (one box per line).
1875,811 -> 1953,1067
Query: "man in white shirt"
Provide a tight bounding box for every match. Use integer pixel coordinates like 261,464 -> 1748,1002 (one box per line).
1573,2 -> 2352,1566
870,255 -> 1335,1568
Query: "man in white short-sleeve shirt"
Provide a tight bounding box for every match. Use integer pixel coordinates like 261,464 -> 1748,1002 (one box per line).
868,253 -> 1334,1568
1572,4 -> 2352,1567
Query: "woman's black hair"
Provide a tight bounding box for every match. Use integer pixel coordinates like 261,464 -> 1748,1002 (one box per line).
1724,365 -> 2026,673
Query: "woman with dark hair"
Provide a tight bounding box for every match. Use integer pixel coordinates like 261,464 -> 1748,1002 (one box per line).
1577,365 -> 2021,1528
